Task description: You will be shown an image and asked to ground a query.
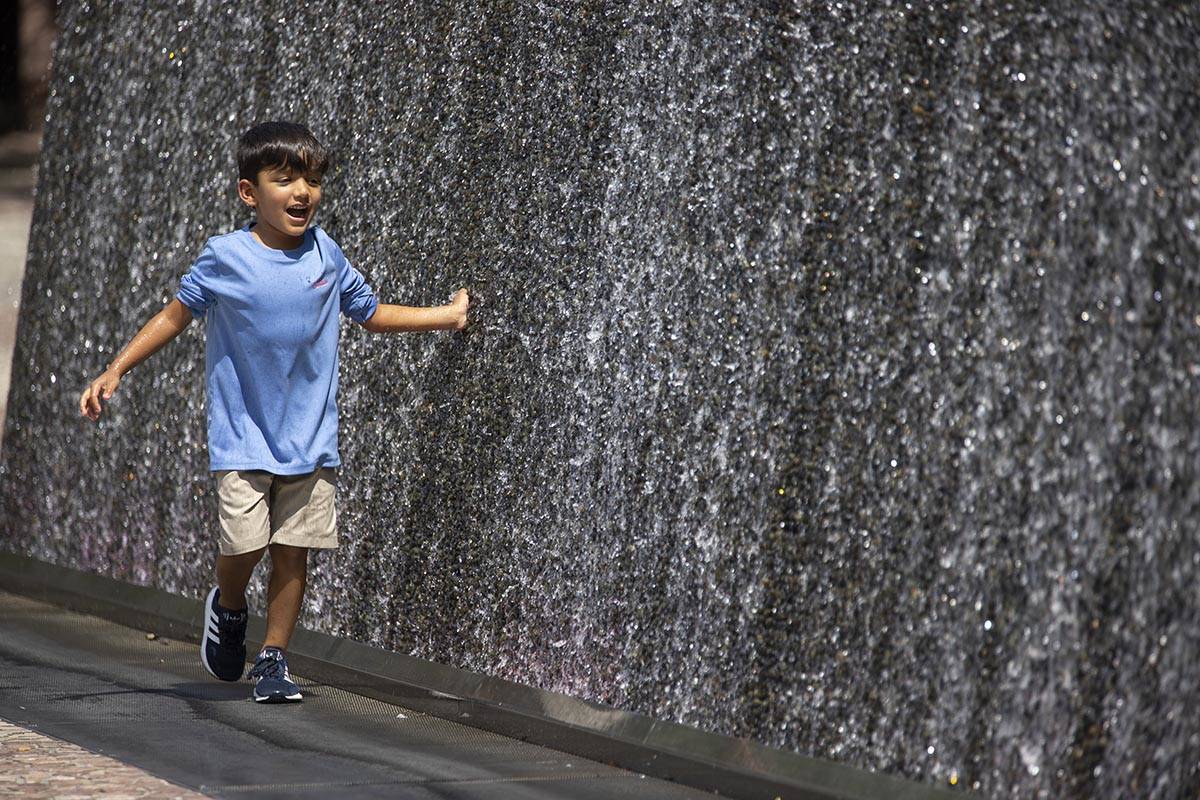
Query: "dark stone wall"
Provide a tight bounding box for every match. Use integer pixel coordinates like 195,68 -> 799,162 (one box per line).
3,2 -> 1198,796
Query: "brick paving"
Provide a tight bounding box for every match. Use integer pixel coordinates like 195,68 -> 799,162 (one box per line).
0,717 -> 211,799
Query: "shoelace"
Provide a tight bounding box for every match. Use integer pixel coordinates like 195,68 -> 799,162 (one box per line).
216,612 -> 246,645
249,653 -> 288,682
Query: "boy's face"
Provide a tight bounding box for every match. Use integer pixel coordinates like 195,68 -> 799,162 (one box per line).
237,164 -> 323,247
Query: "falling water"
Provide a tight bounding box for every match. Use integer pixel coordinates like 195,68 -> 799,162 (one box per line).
2,3 -> 1198,797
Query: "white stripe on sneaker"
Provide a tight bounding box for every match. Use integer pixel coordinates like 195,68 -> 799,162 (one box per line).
200,586 -> 219,679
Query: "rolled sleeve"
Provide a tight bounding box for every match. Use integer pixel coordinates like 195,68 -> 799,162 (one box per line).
176,242 -> 218,318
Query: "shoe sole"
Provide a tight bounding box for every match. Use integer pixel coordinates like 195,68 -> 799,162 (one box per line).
200,586 -> 242,682
253,691 -> 303,703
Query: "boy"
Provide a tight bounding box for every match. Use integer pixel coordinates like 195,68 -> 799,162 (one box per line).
77,121 -> 470,703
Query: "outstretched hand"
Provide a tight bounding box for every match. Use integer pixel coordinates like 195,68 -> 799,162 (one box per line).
79,369 -> 121,422
449,288 -> 469,331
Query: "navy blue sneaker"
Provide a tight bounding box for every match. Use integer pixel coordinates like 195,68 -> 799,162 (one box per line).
248,646 -> 303,703
200,586 -> 247,682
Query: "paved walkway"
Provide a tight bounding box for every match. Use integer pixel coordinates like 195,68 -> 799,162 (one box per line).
0,717 -> 210,799
0,589 -> 714,799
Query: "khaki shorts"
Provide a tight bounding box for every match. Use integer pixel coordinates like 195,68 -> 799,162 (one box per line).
214,467 -> 338,556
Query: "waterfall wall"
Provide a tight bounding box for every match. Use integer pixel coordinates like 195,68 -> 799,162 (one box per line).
3,3 -> 1198,796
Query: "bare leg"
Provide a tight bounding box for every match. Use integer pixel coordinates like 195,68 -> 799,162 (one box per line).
263,543 -> 308,650
215,547 -> 266,611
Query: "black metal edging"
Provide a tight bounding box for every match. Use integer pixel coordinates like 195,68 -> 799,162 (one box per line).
0,550 -> 959,800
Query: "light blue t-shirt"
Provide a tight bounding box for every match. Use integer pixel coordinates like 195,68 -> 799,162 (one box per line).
175,223 -> 379,475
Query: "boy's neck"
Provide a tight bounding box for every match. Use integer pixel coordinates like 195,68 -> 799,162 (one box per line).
249,221 -> 306,251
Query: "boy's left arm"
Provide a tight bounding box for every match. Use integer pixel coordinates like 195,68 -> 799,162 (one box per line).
360,288 -> 469,333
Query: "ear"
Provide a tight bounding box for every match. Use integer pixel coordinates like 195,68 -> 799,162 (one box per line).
237,178 -> 257,209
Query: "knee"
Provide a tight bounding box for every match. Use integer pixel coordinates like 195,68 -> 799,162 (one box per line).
218,545 -> 266,568
269,543 -> 309,571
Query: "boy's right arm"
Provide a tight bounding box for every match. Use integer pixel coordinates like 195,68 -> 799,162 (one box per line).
78,298 -> 195,422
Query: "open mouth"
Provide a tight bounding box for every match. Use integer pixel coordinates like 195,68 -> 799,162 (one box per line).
286,205 -> 309,222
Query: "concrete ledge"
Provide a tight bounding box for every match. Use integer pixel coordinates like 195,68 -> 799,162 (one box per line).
0,549 -> 957,800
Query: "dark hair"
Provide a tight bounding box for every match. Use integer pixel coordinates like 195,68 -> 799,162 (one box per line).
236,121 -> 329,183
